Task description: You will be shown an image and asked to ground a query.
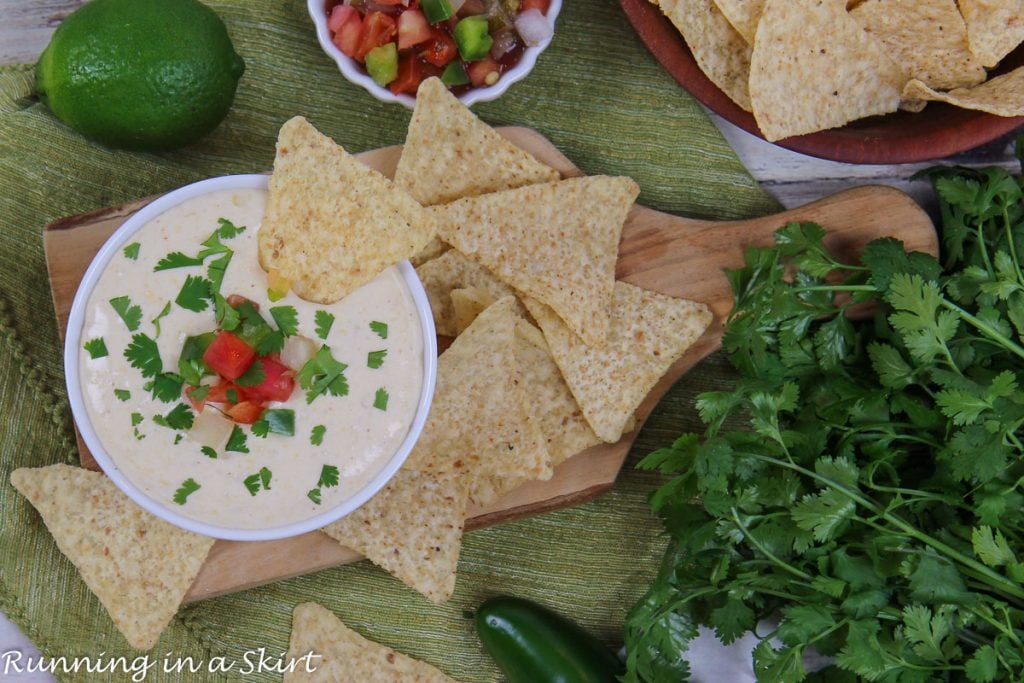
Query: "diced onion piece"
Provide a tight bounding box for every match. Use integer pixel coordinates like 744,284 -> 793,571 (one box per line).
490,26 -> 518,59
188,407 -> 234,451
281,335 -> 319,371
449,0 -> 467,12
514,8 -> 551,47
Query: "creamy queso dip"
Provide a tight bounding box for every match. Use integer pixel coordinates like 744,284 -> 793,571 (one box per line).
79,188 -> 423,529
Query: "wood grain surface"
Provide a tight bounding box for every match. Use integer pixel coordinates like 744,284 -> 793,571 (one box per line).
43,127 -> 938,602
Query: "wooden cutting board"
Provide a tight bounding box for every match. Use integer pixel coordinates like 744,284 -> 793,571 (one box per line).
42,127 -> 938,603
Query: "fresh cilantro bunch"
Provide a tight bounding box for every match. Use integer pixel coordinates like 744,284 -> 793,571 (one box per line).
624,160 -> 1024,682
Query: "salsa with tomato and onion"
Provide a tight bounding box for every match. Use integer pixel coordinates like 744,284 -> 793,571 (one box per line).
78,187 -> 424,529
325,0 -> 553,96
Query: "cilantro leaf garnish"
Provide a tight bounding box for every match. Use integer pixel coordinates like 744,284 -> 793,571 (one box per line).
124,333 -> 162,377
213,217 -> 245,240
310,425 -> 326,446
172,478 -> 200,505
123,242 -> 140,260
155,252 -> 204,271
151,403 -> 194,431
235,360 -> 266,387
214,293 -> 240,331
177,333 -> 215,386
369,320 -> 388,339
367,349 -> 387,369
251,419 -> 269,438
230,299 -> 283,355
109,295 -> 143,331
373,388 -> 389,411
225,425 -> 249,453
318,464 -> 340,488
206,252 -> 232,295
83,338 -> 108,360
151,301 -> 172,338
262,409 -> 295,436
243,467 -> 271,496
295,345 -> 349,404
200,446 -> 217,459
314,310 -> 335,340
307,488 -> 322,505
226,388 -> 239,405
114,388 -> 130,401
130,412 -> 144,427
145,373 -> 184,403
175,275 -> 212,312
270,306 -> 299,337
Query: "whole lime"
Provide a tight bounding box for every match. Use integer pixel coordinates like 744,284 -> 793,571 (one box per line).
36,0 -> 245,152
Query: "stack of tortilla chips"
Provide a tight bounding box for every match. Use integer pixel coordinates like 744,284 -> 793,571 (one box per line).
269,78 -> 711,605
655,0 -> 1024,141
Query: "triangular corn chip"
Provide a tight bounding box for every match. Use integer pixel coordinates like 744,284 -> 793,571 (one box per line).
902,67 -> 1024,116
451,287 -> 498,336
749,0 -> 905,141
415,249 -> 523,336
394,77 -> 560,207
434,176 -> 638,347
405,296 -> 551,504
524,282 -> 712,443
10,465 -> 214,650
284,602 -> 457,682
660,0 -> 753,111
958,0 -> 1024,68
713,0 -> 765,44
514,319 -> 602,467
850,0 -> 986,90
258,116 -> 437,303
321,469 -> 468,604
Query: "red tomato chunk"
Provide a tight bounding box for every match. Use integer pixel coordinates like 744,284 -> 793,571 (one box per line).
244,357 -> 297,403
203,331 -> 256,381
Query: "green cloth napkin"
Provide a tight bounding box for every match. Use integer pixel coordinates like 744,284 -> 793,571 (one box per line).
0,0 -> 778,680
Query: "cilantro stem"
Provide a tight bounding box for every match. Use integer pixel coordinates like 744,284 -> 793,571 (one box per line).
747,453 -> 1024,605
939,299 -> 1024,362
1003,206 -> 1024,288
972,606 -> 1024,649
729,508 -> 812,581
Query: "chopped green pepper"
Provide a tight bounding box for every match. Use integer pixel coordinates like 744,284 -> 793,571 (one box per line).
441,61 -> 470,87
453,16 -> 493,61
421,0 -> 454,23
365,43 -> 398,87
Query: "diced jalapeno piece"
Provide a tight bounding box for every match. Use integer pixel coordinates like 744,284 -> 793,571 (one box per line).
441,61 -> 470,87
421,0 -> 454,23
365,42 -> 399,87
453,16 -> 493,61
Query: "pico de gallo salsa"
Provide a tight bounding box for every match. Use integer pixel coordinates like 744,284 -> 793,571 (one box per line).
324,0 -> 553,96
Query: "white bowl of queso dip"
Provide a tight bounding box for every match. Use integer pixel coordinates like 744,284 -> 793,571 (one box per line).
64,174 -> 437,541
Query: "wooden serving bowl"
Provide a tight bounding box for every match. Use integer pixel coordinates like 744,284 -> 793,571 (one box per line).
619,0 -> 1024,164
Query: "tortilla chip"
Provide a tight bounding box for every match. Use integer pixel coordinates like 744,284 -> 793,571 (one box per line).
850,0 -> 986,90
901,67 -> 1024,116
524,282 -> 712,443
394,77 -> 560,207
451,287 -> 497,336
660,0 -> 753,111
258,116 -> 437,304
749,0 -> 905,141
410,236 -> 450,267
10,465 -> 214,650
514,319 -> 602,466
713,0 -> 765,45
321,469 -> 468,603
284,602 -> 456,682
958,0 -> 1024,68
406,297 -> 551,504
415,249 -> 524,336
435,176 -> 638,347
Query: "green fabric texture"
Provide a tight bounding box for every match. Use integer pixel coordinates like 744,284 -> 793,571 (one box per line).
0,0 -> 779,680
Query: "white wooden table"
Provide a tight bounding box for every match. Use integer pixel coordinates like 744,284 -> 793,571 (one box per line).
2,3 -> 1022,680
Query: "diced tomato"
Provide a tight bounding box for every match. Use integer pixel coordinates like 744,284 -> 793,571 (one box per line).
373,0 -> 406,4
397,9 -> 432,50
203,331 -> 256,381
355,12 -> 398,61
225,401 -> 264,425
390,53 -> 425,95
459,0 -> 485,15
243,357 -> 296,403
205,381 -> 247,405
421,28 -> 457,67
521,0 -> 550,14
328,4 -> 358,32
467,56 -> 500,87
334,11 -> 363,57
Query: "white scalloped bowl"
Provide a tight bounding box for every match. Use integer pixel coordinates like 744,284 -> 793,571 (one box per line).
64,174 -> 437,542
307,0 -> 562,107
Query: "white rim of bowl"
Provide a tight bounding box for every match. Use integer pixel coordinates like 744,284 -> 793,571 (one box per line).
307,0 -> 563,108
64,173 -> 438,541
